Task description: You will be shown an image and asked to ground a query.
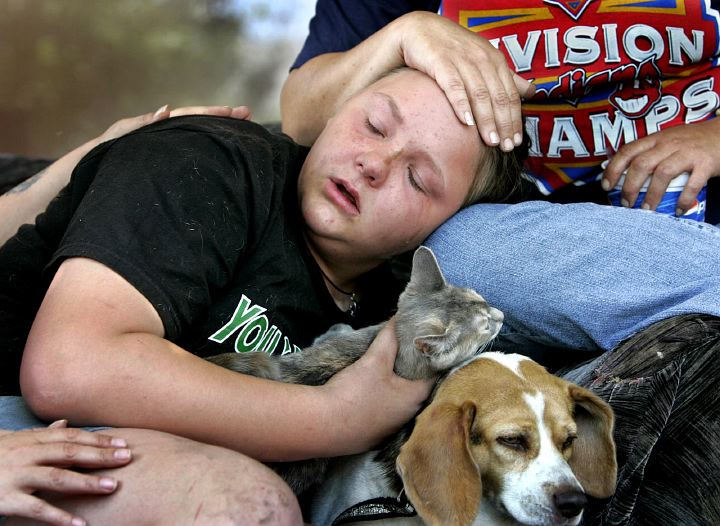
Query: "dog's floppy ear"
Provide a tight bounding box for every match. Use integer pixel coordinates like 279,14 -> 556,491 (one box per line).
410,246 -> 446,291
568,384 -> 617,498
396,400 -> 481,526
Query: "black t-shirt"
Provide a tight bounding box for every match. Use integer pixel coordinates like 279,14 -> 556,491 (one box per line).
0,116 -> 402,395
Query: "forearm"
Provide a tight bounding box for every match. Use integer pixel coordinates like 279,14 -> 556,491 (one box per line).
0,138 -> 101,245
22,330 -> 345,462
281,16 -> 408,145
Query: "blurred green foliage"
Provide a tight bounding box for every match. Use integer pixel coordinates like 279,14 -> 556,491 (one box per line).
0,0 -> 295,157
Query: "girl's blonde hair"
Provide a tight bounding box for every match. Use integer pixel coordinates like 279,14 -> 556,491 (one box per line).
462,131 -> 529,207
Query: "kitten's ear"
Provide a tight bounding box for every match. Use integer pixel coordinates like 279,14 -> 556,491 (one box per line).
410,246 -> 446,291
415,331 -> 450,356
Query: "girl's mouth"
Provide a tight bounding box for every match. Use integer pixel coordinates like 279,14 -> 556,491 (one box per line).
327,178 -> 360,214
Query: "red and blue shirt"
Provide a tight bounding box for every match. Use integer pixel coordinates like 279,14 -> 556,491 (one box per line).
443,0 -> 720,194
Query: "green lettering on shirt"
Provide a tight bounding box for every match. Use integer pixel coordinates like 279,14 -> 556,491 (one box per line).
257,326 -> 280,354
281,336 -> 293,355
208,294 -> 266,343
208,295 -> 299,356
235,314 -> 269,353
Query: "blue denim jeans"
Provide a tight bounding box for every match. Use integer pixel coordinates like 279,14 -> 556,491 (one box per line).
0,396 -> 109,432
0,396 -> 47,430
426,201 -> 720,354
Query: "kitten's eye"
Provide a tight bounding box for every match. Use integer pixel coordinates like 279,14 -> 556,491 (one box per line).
562,435 -> 576,450
365,118 -> 383,136
497,435 -> 528,452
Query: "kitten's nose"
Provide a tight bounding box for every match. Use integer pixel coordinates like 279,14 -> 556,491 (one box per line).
489,307 -> 504,323
553,490 -> 587,518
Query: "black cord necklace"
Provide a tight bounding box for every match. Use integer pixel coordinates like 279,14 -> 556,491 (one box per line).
317,265 -> 359,318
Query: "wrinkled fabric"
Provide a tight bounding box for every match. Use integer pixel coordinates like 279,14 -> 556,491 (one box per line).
0,396 -> 110,432
561,315 -> 720,525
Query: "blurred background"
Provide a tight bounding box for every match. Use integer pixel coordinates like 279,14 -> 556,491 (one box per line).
1,0 -> 316,158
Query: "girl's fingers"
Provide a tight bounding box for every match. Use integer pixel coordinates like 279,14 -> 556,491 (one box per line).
363,317 -> 399,367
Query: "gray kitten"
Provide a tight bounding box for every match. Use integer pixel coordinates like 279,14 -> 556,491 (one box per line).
207,246 -> 503,497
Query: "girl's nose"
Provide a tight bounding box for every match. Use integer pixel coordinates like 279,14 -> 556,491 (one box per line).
356,148 -> 397,186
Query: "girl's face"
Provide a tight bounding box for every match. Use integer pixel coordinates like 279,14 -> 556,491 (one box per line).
299,69 -> 484,266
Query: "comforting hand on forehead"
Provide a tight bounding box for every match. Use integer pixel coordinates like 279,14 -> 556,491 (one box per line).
602,117 -> 720,215
397,12 -> 535,152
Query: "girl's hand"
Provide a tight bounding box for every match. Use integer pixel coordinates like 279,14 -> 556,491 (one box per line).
320,318 -> 435,454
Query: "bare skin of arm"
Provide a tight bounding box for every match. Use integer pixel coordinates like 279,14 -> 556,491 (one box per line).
0,106 -> 251,246
19,257 -> 432,463
281,11 -> 534,149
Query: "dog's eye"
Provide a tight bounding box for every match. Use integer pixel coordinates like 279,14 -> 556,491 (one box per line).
497,435 -> 528,452
562,435 -> 577,450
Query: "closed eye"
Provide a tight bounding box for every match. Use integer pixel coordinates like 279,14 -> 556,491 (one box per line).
562,435 -> 577,451
407,166 -> 424,193
497,435 -> 528,452
365,118 -> 383,137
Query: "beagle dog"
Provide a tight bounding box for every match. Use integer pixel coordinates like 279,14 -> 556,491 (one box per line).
312,352 -> 616,526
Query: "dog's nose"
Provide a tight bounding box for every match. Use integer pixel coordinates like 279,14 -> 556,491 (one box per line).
553,490 -> 587,518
